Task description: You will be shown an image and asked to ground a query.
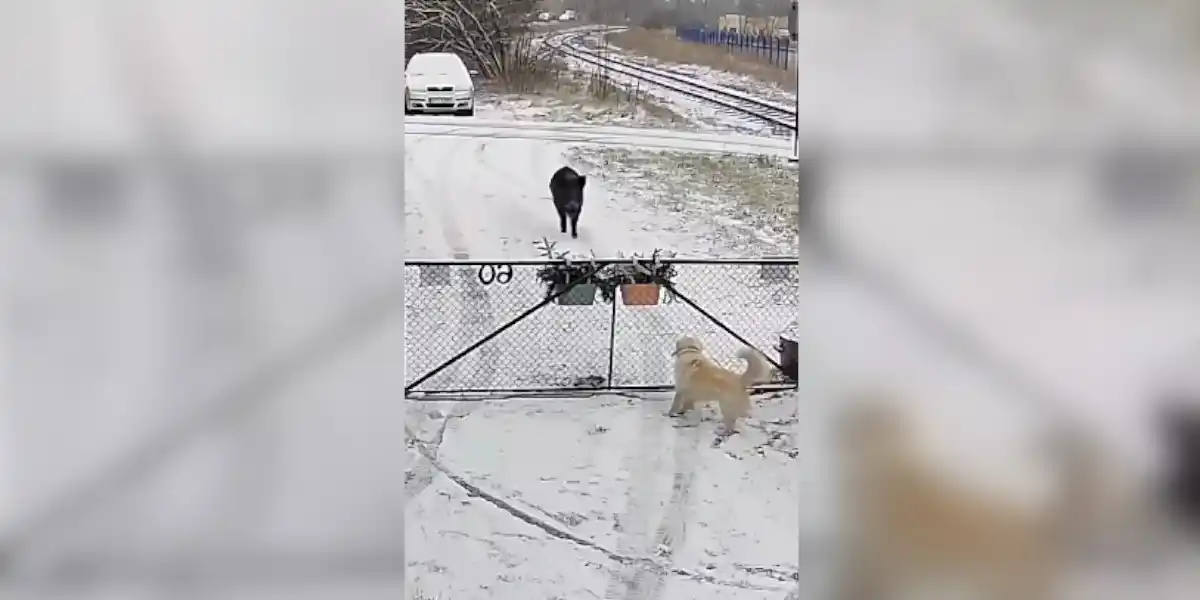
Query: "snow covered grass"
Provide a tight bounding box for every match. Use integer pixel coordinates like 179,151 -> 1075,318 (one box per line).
610,28 -> 796,94
475,61 -> 692,130
565,146 -> 800,257
553,32 -> 795,135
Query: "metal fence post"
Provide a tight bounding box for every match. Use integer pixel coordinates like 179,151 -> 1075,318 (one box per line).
788,0 -> 800,162
604,293 -> 618,387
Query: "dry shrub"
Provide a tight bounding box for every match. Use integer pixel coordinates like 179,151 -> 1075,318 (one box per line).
490,34 -> 564,93
612,27 -> 796,89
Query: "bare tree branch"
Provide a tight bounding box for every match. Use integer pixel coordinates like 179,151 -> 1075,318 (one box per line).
405,0 -> 542,79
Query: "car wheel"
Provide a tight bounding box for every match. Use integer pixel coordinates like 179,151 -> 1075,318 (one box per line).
455,107 -> 474,117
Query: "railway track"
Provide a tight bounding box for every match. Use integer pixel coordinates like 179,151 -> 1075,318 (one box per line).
545,29 -> 798,134
543,29 -> 1200,168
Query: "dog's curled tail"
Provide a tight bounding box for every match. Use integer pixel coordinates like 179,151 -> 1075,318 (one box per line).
737,347 -> 771,387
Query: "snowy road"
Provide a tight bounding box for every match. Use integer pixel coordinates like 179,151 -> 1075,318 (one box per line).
403,118 -> 793,260
404,117 -> 792,160
403,119 -> 799,599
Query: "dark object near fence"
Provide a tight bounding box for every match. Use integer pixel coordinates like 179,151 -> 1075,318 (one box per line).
1159,397 -> 1200,533
676,27 -> 793,70
777,334 -> 798,382
789,1 -> 798,42
1095,143 -> 1190,214
40,160 -> 127,228
795,150 -> 825,247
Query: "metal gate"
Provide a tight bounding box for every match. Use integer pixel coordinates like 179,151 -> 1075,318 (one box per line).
404,257 -> 799,397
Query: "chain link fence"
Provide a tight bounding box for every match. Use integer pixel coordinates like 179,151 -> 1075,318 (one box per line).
404,258 -> 799,395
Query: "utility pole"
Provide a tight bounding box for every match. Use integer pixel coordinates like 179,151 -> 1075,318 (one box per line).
787,0 -> 800,162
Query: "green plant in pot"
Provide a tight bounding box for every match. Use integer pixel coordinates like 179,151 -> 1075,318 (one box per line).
533,238 -> 600,305
599,249 -> 678,306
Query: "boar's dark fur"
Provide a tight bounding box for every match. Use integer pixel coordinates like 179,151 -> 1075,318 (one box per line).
549,166 -> 587,238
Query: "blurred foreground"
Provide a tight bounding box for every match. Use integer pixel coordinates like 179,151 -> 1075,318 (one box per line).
0,1 -> 405,598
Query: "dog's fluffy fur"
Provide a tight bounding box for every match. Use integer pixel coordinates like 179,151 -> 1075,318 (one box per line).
549,166 -> 586,238
668,336 -> 770,433
834,393 -> 1105,600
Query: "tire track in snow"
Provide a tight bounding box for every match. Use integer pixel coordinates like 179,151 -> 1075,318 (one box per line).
405,405 -> 471,501
604,311 -> 698,600
407,135 -> 499,392
616,414 -> 699,600
406,424 -> 782,594
605,412 -> 700,600
544,144 -> 701,599
604,400 -> 669,599
405,136 -> 495,499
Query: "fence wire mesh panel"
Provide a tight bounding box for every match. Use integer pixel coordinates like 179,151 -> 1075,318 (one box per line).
404,262 -> 614,393
404,258 -> 798,394
609,262 -> 798,388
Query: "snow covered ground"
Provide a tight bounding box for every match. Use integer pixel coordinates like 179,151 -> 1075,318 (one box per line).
575,2 -> 1200,595
408,2 -> 1200,597
602,36 -> 799,112
403,119 -> 800,598
406,393 -> 798,599
555,33 -> 791,139
470,77 -> 692,132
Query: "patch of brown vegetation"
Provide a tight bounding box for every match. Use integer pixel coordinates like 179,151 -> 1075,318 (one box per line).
611,27 -> 796,89
478,60 -> 690,129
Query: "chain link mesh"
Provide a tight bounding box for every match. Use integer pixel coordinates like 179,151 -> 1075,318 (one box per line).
404,259 -> 798,393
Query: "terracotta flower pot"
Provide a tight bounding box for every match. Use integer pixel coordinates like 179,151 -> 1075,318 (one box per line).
620,283 -> 661,306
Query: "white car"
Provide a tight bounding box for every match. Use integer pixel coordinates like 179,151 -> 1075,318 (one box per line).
405,52 -> 476,117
